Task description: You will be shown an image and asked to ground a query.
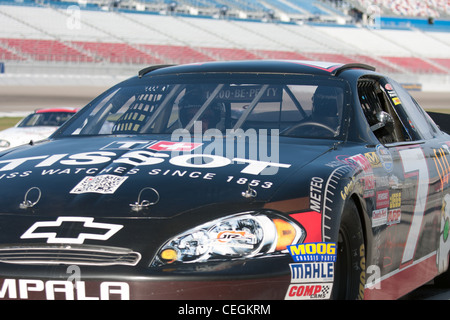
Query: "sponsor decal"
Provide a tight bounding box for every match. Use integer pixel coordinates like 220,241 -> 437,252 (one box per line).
206,85 -> 282,102
100,141 -> 156,150
20,217 -> 123,244
362,174 -> 375,198
70,174 -> 128,194
432,146 -> 450,191
347,154 -> 375,198
391,97 -> 401,105
287,242 -> 336,262
376,145 -> 393,172
289,262 -> 334,283
309,177 -> 324,213
390,191 -> 401,208
285,283 -> 332,300
216,230 -> 256,248
348,154 -> 372,174
364,152 -> 382,168
340,176 -> 356,201
372,208 -> 388,228
376,190 -> 390,209
0,142 -> 290,192
384,84 -> 402,105
387,208 -> 401,225
148,141 -> 203,152
0,148 -> 291,177
437,194 -> 450,273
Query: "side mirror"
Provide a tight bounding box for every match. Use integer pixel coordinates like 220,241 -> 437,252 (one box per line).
370,111 -> 394,133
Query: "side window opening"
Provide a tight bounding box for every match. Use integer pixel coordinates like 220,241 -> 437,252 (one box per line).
357,78 -> 411,144
388,79 -> 440,140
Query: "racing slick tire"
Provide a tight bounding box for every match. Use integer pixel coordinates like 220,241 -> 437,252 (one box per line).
332,199 -> 366,300
434,265 -> 450,287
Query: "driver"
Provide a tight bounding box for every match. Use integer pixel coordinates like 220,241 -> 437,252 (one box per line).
311,86 -> 341,130
283,86 -> 341,137
178,89 -> 222,133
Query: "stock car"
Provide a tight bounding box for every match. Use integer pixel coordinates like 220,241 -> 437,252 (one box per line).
0,60 -> 448,300
0,108 -> 77,151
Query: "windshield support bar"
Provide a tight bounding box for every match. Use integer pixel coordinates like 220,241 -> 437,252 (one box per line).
141,84 -> 182,133
233,84 -> 269,130
185,84 -> 225,132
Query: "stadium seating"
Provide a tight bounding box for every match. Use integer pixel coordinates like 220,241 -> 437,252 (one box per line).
381,56 -> 448,74
70,41 -> 160,64
0,38 -> 94,62
138,44 -> 213,64
0,1 -> 449,76
0,45 -> 23,61
352,0 -> 447,18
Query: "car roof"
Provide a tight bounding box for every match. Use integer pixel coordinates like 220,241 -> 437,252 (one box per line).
138,60 -> 376,78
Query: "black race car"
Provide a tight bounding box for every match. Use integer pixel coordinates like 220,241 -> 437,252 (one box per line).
0,60 -> 448,300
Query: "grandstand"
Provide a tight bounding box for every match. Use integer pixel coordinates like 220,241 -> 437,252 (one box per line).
0,0 -> 449,90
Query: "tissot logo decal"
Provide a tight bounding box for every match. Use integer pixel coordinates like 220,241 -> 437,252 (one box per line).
21,217 -> 123,244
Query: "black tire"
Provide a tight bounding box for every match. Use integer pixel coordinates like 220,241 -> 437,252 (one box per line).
434,269 -> 450,287
332,199 -> 366,300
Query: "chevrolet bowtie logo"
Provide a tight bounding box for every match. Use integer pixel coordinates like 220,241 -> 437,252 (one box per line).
21,217 -> 123,244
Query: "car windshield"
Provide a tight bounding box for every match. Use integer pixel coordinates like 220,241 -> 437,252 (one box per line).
18,111 -> 75,127
57,73 -> 348,139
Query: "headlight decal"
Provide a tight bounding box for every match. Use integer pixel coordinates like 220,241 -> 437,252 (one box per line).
289,211 -> 323,243
152,212 -> 305,267
0,140 -> 10,148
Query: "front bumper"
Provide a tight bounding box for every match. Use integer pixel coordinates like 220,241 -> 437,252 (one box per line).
0,256 -> 292,300
0,275 -> 290,300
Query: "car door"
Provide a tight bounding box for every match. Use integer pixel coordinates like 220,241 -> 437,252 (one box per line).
357,76 -> 449,294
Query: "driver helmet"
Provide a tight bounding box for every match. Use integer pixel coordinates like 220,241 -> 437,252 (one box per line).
312,86 -> 341,129
179,89 -> 222,129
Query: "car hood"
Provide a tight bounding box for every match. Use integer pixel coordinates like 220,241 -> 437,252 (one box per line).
0,135 -> 336,218
0,126 -> 57,150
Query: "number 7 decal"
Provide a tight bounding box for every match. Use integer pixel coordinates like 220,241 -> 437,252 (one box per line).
398,147 -> 429,266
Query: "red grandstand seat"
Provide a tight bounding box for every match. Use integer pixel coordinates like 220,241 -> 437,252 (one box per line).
431,58 -> 450,71
138,44 -> 213,64
70,41 -> 163,64
0,38 -> 94,62
306,53 -> 358,64
351,55 -> 399,73
382,56 -> 446,74
253,50 -> 310,60
199,47 -> 260,61
0,43 -> 24,61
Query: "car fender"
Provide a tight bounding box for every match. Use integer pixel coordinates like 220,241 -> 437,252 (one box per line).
265,150 -> 370,246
